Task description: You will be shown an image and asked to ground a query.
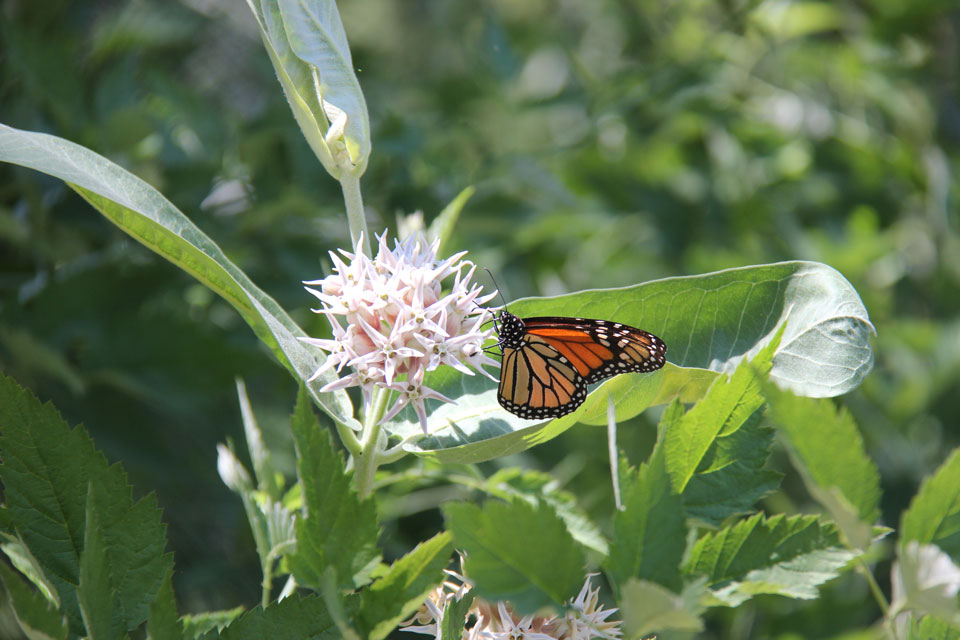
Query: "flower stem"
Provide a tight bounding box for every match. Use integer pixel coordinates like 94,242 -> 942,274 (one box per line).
340,172 -> 371,256
354,386 -> 391,499
855,557 -> 889,613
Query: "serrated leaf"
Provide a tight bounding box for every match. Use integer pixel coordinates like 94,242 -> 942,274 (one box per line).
181,608 -> 245,639
902,448 -> 960,562
680,401 -> 781,525
663,339 -> 772,493
146,568 -> 183,640
485,468 -> 608,555
0,561 -> 68,640
0,374 -> 172,637
764,383 -> 881,548
396,261 -> 873,463
444,499 -> 585,614
218,596 -> 340,640
604,448 -> 686,592
356,532 -> 454,640
78,487 -> 117,640
620,578 -> 703,639
287,388 -> 381,591
0,124 -> 357,431
685,513 -> 857,606
440,591 -> 475,640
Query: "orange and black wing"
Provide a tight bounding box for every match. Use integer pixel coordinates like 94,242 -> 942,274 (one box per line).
521,317 -> 667,385
495,311 -> 666,420
497,336 -> 587,420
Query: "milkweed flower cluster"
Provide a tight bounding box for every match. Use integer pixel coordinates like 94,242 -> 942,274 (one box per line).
401,572 -> 622,640
302,233 -> 499,434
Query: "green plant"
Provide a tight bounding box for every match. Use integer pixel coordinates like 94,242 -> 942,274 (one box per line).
0,1 -> 956,638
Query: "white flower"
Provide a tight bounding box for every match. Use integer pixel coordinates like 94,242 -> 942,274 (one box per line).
216,444 -> 253,493
303,232 -> 499,435
399,569 -> 622,640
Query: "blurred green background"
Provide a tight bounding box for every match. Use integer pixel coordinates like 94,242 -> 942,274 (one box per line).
1,0 -> 958,637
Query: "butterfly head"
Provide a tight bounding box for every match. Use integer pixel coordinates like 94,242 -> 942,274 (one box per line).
495,310 -> 526,349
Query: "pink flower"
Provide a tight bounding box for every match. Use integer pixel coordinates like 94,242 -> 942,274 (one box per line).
302,232 -> 499,434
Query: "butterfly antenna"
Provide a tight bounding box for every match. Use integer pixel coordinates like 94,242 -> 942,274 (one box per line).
483,268 -> 510,313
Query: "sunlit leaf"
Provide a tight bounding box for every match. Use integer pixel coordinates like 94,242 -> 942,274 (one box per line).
901,448 -> 960,562
0,124 -> 358,431
400,261 -> 872,463
443,499 -> 585,614
685,513 -> 857,606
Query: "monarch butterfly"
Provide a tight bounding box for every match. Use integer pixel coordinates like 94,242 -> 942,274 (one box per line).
495,311 -> 667,420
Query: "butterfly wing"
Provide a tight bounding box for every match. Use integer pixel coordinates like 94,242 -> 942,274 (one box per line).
521,317 -> 667,385
497,337 -> 587,420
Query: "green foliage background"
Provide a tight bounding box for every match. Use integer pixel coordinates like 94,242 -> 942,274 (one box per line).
1,0 -> 958,636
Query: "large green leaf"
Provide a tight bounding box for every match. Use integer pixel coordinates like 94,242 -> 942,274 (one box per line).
399,261 -> 873,463
0,123 -> 358,431
287,389 -> 381,592
443,499 -> 585,615
0,374 -> 172,637
685,513 -> 858,606
764,383 -> 882,549
604,447 -> 686,593
246,0 -> 370,174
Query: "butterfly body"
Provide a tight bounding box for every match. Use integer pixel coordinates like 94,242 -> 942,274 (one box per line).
495,311 -> 667,420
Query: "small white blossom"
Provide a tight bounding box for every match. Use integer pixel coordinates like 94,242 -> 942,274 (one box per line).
303,232 -> 499,435
216,444 -> 253,493
400,569 -> 621,640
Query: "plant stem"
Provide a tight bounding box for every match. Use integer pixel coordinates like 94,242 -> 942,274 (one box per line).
354,386 -> 390,499
261,559 -> 273,610
340,172 -> 370,256
335,419 -> 362,457
855,557 -> 889,612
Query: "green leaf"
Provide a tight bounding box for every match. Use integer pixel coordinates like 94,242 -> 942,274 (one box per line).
246,0 -> 370,175
78,489 -> 116,640
287,388 -> 381,591
685,513 -> 857,606
397,261 -> 873,463
443,499 -> 585,614
0,374 -> 172,637
912,615 -> 960,640
764,384 -> 882,549
0,534 -> 60,606
181,608 -> 245,640
484,468 -> 608,555
0,561 -> 68,640
620,578 -> 703,640
235,379 -> 281,499
147,569 -> 184,640
440,591 -> 475,640
356,532 -> 454,640
218,596 -> 340,640
902,448 -> 960,561
663,338 -> 772,493
604,447 -> 686,592
0,124 -> 358,432
428,186 -> 475,257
